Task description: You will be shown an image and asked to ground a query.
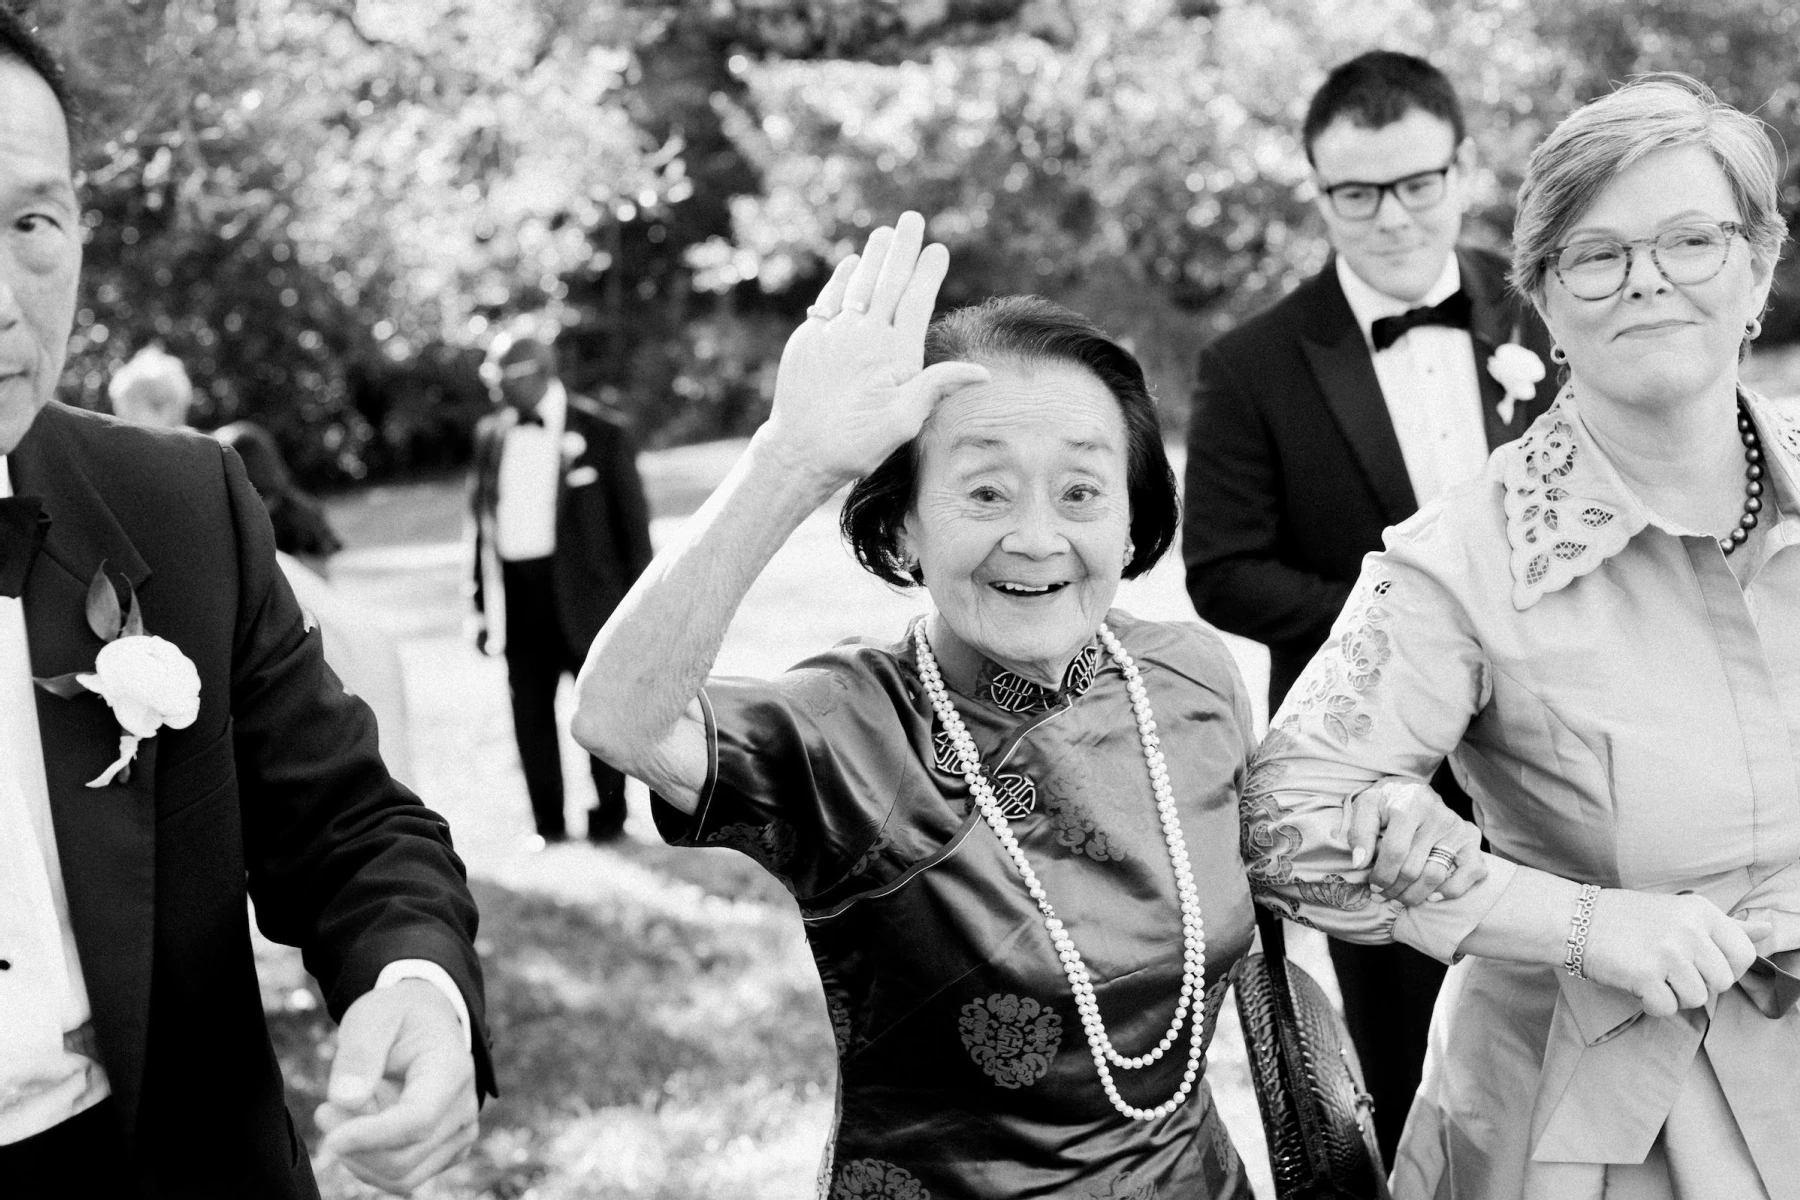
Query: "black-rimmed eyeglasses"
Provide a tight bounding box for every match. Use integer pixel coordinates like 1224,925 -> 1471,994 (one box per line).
1549,221 -> 1745,301
1317,160 -> 1456,221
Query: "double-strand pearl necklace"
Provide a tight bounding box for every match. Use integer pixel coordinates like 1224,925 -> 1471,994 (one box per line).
912,622 -> 1207,1122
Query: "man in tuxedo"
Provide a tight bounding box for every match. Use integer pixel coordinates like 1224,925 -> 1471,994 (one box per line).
0,17 -> 492,1197
470,326 -> 654,845
1182,50 -> 1555,1158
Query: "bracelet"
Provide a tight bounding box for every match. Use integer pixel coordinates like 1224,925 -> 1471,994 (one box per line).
1563,883 -> 1601,979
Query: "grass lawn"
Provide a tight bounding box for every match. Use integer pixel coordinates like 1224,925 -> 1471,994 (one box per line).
266,439 -> 1328,1199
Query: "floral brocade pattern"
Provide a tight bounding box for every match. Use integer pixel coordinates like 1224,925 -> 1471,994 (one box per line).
958,993 -> 1063,1088
1281,571 -> 1395,746
831,1159 -> 930,1200
1239,727 -> 1303,888
705,819 -> 798,885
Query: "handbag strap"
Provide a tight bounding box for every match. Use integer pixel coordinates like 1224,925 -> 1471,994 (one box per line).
1253,901 -> 1337,1183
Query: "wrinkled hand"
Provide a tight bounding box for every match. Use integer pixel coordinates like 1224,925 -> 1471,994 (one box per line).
315,980 -> 478,1195
1343,777 -> 1487,906
1582,890 -> 1770,1018
762,211 -> 989,487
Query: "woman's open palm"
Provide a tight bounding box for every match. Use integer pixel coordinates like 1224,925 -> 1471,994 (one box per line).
765,211 -> 988,483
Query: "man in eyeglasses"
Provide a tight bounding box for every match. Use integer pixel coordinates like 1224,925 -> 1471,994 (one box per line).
469,323 -> 654,845
1181,50 -> 1556,1159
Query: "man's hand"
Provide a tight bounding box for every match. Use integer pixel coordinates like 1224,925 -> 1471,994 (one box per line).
315,980 -> 478,1195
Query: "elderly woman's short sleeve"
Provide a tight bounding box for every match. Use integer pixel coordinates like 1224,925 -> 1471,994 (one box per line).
650,646 -> 934,900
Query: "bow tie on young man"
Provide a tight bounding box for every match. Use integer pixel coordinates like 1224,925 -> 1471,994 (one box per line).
0,495 -> 49,598
1370,289 -> 1473,351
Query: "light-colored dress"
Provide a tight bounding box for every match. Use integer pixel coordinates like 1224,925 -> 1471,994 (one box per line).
1244,389 -> 1800,1199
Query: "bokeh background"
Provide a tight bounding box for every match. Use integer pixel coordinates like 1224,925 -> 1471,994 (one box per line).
21,0 -> 1800,1196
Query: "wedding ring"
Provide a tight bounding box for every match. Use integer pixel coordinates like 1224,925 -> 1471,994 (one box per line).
1426,846 -> 1459,872
805,305 -> 832,321
842,297 -> 869,314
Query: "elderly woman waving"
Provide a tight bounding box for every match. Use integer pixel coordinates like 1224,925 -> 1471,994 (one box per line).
573,213 -> 1481,1197
1248,76 -> 1800,1198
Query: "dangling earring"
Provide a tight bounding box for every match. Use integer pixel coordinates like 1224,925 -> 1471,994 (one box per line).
1122,539 -> 1136,569
1550,344 -> 1568,364
1747,316 -> 1764,341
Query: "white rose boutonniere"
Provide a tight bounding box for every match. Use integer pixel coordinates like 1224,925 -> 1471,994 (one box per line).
560,430 -> 587,462
35,563 -> 201,787
1486,343 -> 1547,425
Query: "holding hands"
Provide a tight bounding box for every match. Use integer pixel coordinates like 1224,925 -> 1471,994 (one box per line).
763,211 -> 988,489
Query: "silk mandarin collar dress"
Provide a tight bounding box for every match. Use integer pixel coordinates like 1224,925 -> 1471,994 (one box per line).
1243,389 -> 1800,1200
652,612 -> 1261,1199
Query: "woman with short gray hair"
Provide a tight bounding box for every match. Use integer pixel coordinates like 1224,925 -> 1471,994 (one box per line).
1248,73 -> 1800,1197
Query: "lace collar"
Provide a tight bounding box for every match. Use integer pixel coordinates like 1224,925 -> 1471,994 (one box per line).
1501,386 -> 1800,609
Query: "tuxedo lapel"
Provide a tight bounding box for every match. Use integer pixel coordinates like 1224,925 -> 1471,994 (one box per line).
8,406 -> 160,1141
1298,269 -> 1418,524
1462,248 -> 1532,451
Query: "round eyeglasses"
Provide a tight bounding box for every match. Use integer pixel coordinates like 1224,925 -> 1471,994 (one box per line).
1317,161 -> 1455,221
1550,222 -> 1745,301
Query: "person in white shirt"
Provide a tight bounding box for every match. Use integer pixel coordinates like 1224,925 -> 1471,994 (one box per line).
1180,50 -> 1559,1159
0,16 -> 489,1196
469,323 -> 655,845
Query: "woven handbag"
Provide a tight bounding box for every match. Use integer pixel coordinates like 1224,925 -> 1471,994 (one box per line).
1232,903 -> 1392,1200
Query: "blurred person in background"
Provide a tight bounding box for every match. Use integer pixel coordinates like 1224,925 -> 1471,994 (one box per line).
106,344 -> 192,429
470,320 -> 654,846
214,420 -> 417,790
572,212 -> 1497,1197
0,14 -> 488,1195
1181,49 -> 1558,1156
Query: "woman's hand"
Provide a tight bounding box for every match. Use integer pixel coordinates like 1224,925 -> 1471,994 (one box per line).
1344,777 -> 1487,906
762,211 -> 989,488
1583,890 -> 1768,1018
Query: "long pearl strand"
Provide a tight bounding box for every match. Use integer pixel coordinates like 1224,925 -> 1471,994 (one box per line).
913,622 -> 1207,1122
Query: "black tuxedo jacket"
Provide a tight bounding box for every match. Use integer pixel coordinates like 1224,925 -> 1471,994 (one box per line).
470,392 -> 654,661
9,404 -> 493,1198
1182,248 -> 1556,708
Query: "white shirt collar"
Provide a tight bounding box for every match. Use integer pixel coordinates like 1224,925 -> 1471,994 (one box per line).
535,379 -> 567,430
1,456 -> 11,498
1336,252 -> 1463,349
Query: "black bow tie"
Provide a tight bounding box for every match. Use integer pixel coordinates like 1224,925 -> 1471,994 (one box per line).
512,408 -> 544,428
0,495 -> 50,599
1369,290 -> 1472,352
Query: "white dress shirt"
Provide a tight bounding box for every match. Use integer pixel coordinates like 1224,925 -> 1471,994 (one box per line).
0,456 -> 109,1145
1337,254 -> 1492,507
0,460 -> 469,1147
494,381 -> 566,562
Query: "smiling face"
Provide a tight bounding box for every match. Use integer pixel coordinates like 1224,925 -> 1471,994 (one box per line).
1311,108 -> 1470,304
1538,145 -> 1772,416
901,357 -> 1131,687
0,57 -> 80,455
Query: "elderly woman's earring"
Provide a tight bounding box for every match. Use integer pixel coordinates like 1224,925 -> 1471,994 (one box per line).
1550,344 -> 1568,364
1747,317 -> 1764,341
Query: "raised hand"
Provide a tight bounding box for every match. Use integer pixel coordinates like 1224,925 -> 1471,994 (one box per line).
1581,890 -> 1768,1018
762,211 -> 988,487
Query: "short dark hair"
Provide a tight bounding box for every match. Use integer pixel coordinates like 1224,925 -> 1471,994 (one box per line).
840,295 -> 1181,589
1302,50 -> 1463,165
0,7 -> 77,127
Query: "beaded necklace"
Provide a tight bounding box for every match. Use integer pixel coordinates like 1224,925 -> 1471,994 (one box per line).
912,621 -> 1207,1122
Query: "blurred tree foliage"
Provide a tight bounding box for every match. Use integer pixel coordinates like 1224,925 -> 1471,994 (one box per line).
17,0 -> 1800,481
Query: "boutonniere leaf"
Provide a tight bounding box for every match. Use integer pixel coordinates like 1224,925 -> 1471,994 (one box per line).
36,563 -> 201,788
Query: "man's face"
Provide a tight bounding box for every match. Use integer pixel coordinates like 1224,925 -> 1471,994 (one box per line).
0,57 -> 79,455
1310,108 -> 1469,304
483,342 -> 552,413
